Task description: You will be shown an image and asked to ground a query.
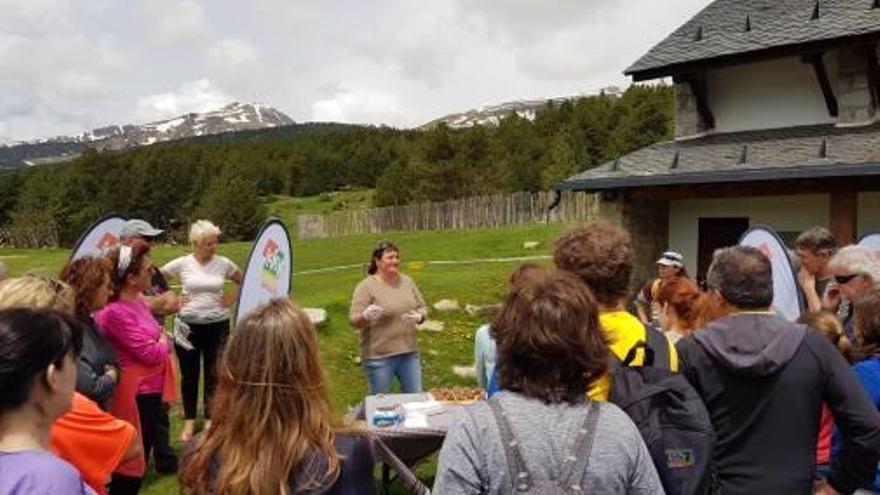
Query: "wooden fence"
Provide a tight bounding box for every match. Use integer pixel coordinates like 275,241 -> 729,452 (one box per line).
0,225 -> 59,248
296,191 -> 600,239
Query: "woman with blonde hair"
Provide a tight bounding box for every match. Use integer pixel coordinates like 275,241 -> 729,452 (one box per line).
161,219 -> 243,442
181,299 -> 375,495
0,275 -> 76,314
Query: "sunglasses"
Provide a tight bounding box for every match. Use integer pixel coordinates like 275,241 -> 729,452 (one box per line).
834,274 -> 860,285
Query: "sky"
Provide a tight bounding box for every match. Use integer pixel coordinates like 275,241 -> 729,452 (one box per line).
0,0 -> 712,142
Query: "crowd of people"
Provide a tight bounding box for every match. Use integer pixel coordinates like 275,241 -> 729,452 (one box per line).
3,220 -> 880,494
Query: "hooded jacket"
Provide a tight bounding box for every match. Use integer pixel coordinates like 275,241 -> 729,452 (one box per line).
677,313 -> 880,494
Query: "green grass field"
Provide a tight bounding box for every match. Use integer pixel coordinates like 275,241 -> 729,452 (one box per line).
0,222 -> 570,494
266,189 -> 375,228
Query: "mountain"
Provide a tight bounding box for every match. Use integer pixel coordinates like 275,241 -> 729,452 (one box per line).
0,102 -> 295,169
422,86 -> 624,129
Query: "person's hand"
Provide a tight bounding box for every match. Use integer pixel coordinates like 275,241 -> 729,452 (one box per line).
798,267 -> 816,293
163,292 -> 184,313
104,365 -> 118,383
362,304 -> 384,322
822,284 -> 842,312
402,310 -> 423,325
812,480 -> 841,495
221,292 -> 236,309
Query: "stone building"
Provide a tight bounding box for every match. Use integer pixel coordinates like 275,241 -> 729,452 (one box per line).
557,0 -> 880,284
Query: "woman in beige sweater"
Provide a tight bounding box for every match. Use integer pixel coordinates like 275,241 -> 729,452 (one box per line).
349,242 -> 428,394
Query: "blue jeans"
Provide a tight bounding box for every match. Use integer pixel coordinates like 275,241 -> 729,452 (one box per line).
363,352 -> 422,394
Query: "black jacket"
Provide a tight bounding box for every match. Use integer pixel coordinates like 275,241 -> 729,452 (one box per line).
76,316 -> 119,409
677,313 -> 880,494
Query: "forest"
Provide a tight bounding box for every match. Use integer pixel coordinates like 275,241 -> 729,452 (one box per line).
0,84 -> 673,244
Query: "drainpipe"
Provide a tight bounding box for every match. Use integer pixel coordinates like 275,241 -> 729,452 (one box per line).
546,189 -> 563,223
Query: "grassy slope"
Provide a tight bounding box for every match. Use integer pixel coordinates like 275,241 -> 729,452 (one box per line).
266,189 -> 375,229
0,222 -> 569,493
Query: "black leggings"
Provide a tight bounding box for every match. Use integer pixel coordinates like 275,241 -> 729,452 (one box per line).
108,393 -> 161,495
176,319 -> 229,420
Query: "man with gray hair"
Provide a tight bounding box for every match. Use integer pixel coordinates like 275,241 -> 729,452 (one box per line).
795,226 -> 837,313
676,246 -> 880,495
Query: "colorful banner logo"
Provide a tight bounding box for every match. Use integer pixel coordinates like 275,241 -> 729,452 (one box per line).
236,218 -> 293,324
260,238 -> 286,295
70,215 -> 127,261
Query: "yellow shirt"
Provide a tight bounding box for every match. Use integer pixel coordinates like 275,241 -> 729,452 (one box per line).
588,310 -> 679,401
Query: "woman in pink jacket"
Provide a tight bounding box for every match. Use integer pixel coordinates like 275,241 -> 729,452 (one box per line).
96,240 -> 171,495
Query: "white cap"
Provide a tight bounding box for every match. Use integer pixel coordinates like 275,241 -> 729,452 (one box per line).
657,251 -> 684,268
121,219 -> 163,238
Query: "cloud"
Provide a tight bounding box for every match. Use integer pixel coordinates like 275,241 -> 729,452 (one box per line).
207,38 -> 266,94
146,0 -> 212,45
0,0 -> 715,139
135,78 -> 229,122
310,85 -> 405,124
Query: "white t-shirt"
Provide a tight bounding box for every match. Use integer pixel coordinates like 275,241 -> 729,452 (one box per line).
162,254 -> 238,323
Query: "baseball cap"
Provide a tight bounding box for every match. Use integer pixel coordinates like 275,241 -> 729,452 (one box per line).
657,251 -> 684,268
121,219 -> 164,238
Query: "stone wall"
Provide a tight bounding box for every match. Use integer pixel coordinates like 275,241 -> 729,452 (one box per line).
836,47 -> 877,126
674,82 -> 701,139
594,193 -> 670,292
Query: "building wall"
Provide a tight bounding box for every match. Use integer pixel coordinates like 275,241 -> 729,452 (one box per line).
707,56 -> 837,133
859,192 -> 880,235
668,194 -> 830,275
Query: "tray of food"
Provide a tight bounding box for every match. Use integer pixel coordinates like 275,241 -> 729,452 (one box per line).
429,386 -> 485,405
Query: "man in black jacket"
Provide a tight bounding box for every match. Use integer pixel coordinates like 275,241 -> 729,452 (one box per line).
677,246 -> 880,495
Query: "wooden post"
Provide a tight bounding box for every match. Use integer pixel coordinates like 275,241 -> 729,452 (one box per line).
830,191 -> 858,244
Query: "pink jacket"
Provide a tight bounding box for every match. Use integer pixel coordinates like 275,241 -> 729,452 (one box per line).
95,297 -> 170,395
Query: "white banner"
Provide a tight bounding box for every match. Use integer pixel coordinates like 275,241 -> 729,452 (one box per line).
739,225 -> 803,321
858,232 -> 880,252
236,218 -> 293,324
70,214 -> 128,261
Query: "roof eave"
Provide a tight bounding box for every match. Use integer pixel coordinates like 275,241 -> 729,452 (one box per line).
554,162 -> 880,192
625,31 -> 880,82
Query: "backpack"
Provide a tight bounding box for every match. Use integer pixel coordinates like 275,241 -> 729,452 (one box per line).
487,397 -> 601,494
608,328 -> 715,495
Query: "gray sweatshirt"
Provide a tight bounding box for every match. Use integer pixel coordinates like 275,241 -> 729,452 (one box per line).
433,391 -> 664,494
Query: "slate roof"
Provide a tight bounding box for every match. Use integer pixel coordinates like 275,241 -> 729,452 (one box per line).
556,123 -> 880,191
627,0 -> 880,79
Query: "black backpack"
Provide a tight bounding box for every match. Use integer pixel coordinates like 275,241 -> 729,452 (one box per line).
608,328 -> 715,495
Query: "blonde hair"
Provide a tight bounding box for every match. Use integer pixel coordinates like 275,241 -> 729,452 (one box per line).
180,299 -> 359,495
798,311 -> 851,361
0,276 -> 76,315
829,246 -> 880,287
189,220 -> 222,246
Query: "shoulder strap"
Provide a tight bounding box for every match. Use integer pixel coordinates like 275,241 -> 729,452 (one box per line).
558,401 -> 602,488
488,396 -> 533,492
645,325 -> 671,371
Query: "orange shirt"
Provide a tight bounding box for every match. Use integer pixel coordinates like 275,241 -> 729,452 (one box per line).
51,393 -> 136,494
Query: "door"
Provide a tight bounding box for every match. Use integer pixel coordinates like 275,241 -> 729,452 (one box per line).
697,217 -> 750,285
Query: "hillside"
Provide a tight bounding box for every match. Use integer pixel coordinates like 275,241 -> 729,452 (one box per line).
422,86 -> 623,129
0,102 -> 296,169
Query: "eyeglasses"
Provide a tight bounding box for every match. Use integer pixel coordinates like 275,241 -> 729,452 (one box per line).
834,274 -> 860,285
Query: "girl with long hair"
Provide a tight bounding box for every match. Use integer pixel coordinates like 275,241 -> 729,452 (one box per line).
181,299 -> 375,495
